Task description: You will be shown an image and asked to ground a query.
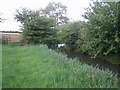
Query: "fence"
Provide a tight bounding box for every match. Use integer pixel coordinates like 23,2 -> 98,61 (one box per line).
1,34 -> 28,45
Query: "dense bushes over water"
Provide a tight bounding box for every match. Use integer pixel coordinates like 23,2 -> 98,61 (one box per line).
57,2 -> 120,60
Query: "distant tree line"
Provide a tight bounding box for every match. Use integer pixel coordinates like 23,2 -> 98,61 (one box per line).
1,31 -> 22,33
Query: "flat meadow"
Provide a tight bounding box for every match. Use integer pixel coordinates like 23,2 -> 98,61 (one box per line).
2,45 -> 118,88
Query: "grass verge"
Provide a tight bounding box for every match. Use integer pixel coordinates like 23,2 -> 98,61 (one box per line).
2,45 -> 118,88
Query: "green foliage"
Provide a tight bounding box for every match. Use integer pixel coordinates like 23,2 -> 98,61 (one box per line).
23,16 -> 57,47
0,44 -> 1,89
57,2 -> 120,61
40,2 -> 69,26
15,8 -> 58,47
57,21 -> 85,52
15,8 -> 40,24
2,45 -> 118,88
82,2 -> 120,56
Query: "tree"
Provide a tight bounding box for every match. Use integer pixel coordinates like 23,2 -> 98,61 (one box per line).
15,8 -> 58,47
23,17 -> 57,47
40,2 -> 69,26
15,8 -> 40,25
82,2 -> 120,57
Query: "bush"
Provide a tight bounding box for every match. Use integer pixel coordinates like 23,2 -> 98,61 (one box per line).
82,2 -> 120,57
57,21 -> 85,52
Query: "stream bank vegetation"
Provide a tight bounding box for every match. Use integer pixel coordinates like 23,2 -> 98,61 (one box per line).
2,45 -> 118,88
57,2 -> 120,64
14,2 -> 120,64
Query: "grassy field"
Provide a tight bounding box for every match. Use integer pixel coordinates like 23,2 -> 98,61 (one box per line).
2,45 -> 118,88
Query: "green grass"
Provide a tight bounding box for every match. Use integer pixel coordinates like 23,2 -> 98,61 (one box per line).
2,45 -> 118,88
0,44 -> 2,89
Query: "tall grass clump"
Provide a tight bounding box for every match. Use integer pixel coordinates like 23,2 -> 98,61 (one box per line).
2,45 -> 118,88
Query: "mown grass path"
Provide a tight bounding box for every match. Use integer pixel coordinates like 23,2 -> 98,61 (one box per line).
2,45 -> 118,88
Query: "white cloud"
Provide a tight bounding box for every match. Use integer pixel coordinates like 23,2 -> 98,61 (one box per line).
0,0 -> 90,31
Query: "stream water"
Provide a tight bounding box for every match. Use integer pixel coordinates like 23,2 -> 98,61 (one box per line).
66,52 -> 119,75
55,48 -> 119,75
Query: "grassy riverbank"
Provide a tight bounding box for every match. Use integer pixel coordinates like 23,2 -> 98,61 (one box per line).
2,45 -> 118,88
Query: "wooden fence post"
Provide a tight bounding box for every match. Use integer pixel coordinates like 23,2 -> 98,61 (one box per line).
26,40 -> 28,45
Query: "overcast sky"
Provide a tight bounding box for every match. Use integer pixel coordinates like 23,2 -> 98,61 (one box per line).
0,0 -> 90,31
